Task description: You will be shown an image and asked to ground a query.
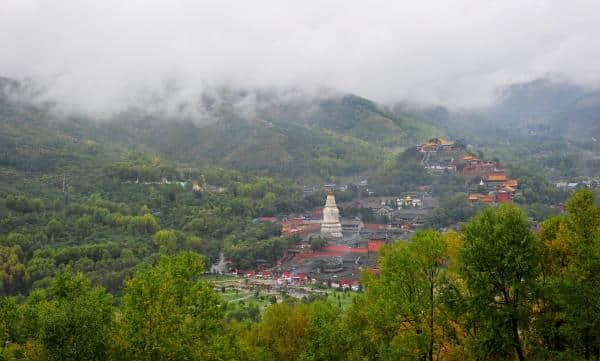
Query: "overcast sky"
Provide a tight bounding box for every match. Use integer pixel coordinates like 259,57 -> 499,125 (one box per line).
2,0 -> 600,113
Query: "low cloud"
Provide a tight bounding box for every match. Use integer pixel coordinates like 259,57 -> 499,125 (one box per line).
2,0 -> 599,113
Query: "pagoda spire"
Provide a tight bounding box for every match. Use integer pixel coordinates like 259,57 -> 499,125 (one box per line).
321,192 -> 343,240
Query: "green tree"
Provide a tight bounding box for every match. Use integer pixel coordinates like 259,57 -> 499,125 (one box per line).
0,246 -> 28,296
114,252 -> 226,360
46,219 -> 63,241
3,233 -> 33,256
344,230 -> 449,360
39,271 -> 114,361
74,215 -> 92,237
183,235 -> 205,253
460,204 -> 538,361
300,301 -> 343,361
139,204 -> 151,215
248,302 -> 311,361
152,229 -> 178,254
537,189 -> 600,359
310,237 -> 326,252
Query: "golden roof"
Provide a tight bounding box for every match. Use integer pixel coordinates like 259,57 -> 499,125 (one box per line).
487,173 -> 508,182
438,138 -> 455,146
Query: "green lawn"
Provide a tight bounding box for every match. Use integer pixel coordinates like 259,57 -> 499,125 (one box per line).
325,290 -> 357,310
220,288 -> 274,311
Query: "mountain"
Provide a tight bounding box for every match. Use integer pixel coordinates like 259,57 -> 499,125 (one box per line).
485,78 -> 600,141
0,78 -> 443,183
395,78 -> 600,144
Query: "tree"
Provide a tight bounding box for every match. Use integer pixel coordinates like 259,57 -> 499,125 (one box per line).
39,271 -> 114,361
114,252 -> 226,360
459,204 -> 538,361
0,297 -> 21,348
152,229 -> 178,254
537,189 -> 600,359
310,237 -> 326,252
127,214 -> 160,235
183,235 -> 205,253
300,301 -> 343,361
343,230 -> 449,360
139,204 -> 151,215
46,219 -> 63,241
74,215 -> 92,237
3,233 -> 33,256
248,302 -> 311,361
0,246 -> 28,296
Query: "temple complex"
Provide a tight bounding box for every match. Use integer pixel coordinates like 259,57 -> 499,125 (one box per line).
321,192 -> 343,240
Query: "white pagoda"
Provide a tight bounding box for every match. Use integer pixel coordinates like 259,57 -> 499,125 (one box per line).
321,192 -> 343,240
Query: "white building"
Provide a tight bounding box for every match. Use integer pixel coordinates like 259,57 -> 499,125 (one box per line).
321,192 -> 343,240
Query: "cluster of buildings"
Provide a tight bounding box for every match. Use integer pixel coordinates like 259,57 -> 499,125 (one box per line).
343,194 -> 432,231
555,179 -> 600,190
229,139 -> 529,294
460,155 -> 499,179
417,138 -> 460,173
301,180 -> 369,196
236,193 -> 390,289
461,155 -> 520,204
417,137 -> 456,153
416,138 -> 522,205
234,268 -> 363,291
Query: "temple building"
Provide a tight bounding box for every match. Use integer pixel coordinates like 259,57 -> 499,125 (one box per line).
321,192 -> 343,240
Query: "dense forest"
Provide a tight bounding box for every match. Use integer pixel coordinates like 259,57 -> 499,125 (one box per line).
0,163 -> 323,296
1,189 -> 599,360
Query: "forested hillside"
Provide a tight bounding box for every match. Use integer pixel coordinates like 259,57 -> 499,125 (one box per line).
2,76 -> 599,360
2,190 -> 599,360
0,75 -> 441,299
0,78 -> 443,183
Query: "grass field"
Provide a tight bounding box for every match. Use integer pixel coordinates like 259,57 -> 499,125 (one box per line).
325,290 -> 357,310
220,288 -> 274,311
203,275 -> 360,314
